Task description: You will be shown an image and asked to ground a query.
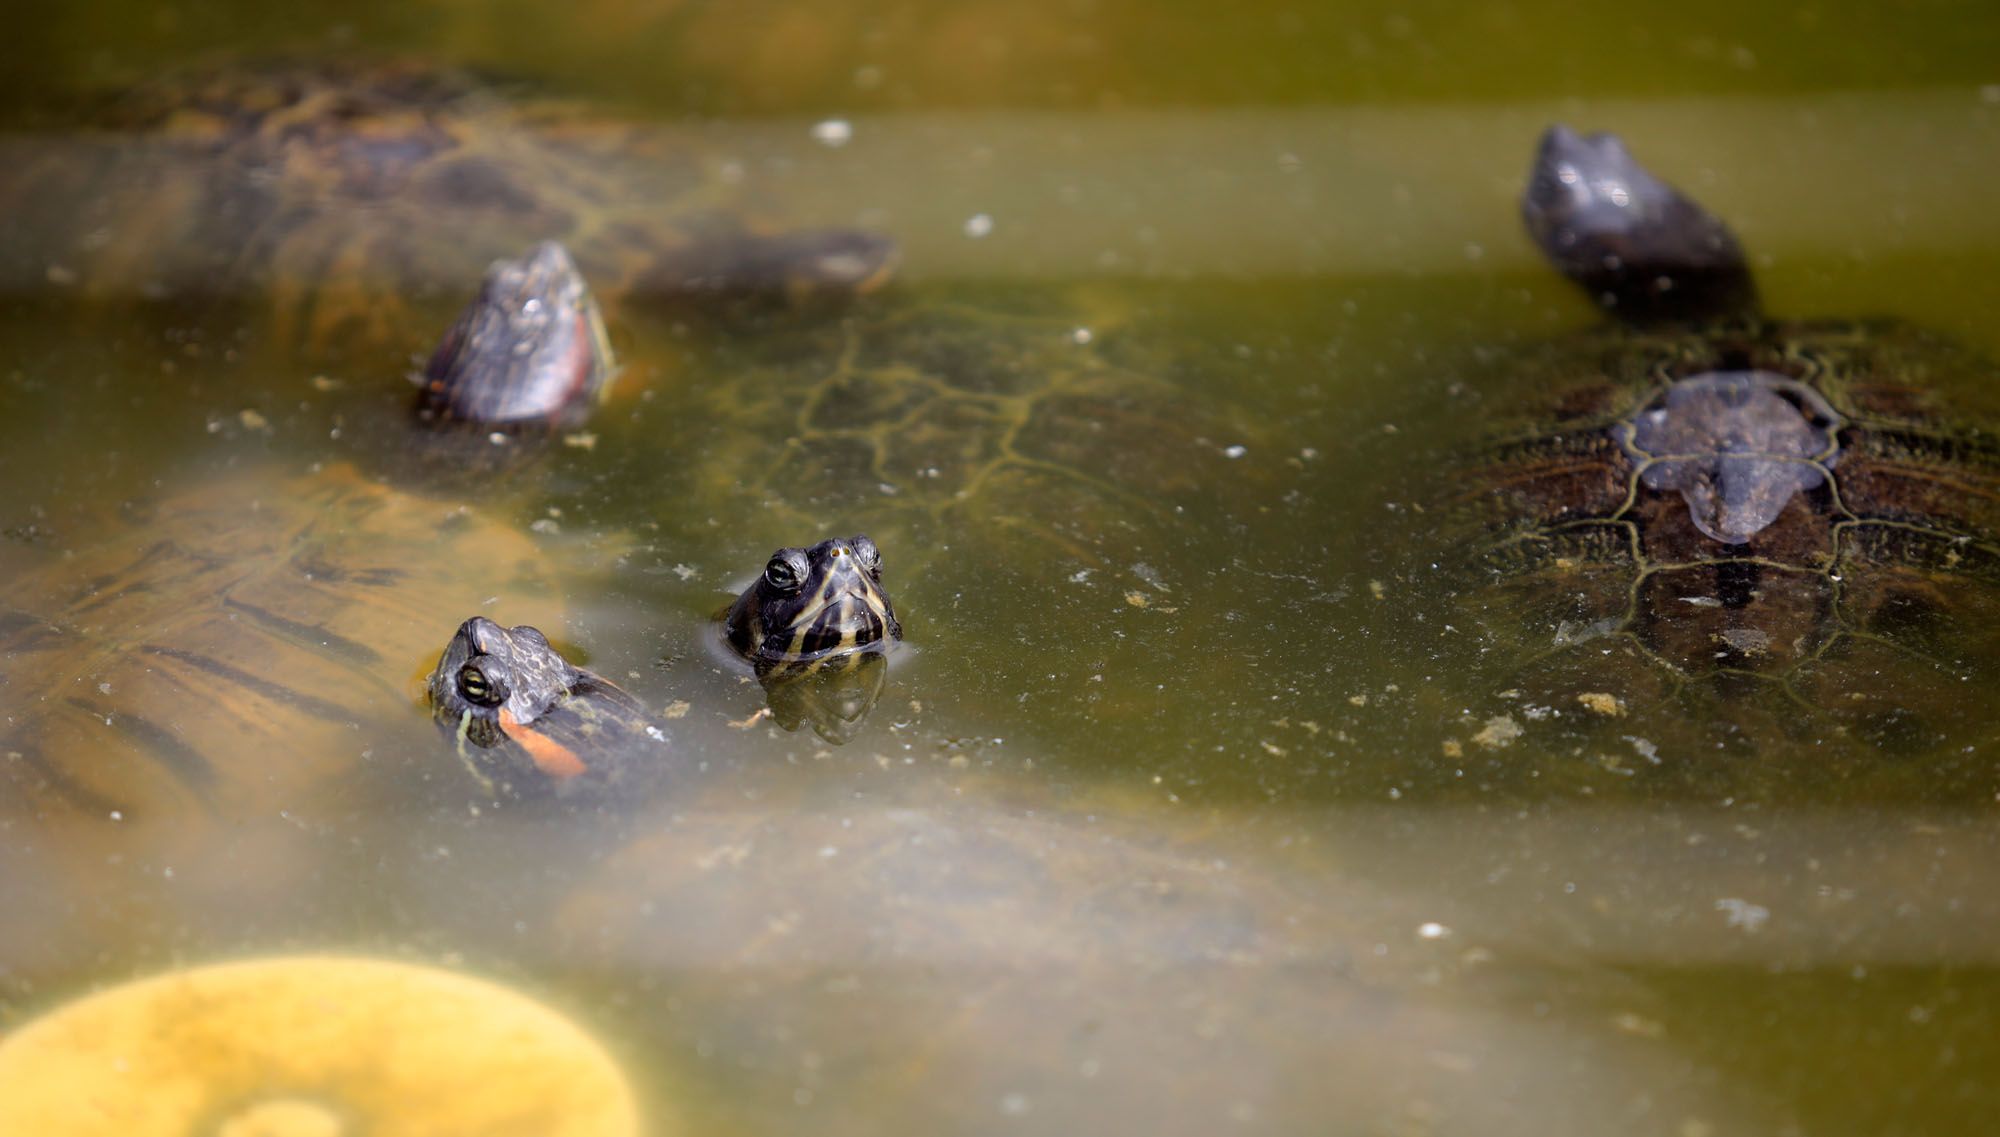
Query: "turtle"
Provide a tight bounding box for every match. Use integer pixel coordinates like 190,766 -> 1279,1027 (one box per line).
406,618 -> 1776,1137
721,534 -> 901,670
1448,125 -> 2000,759
426,532 -> 903,779
0,58 -> 896,354
645,285 -> 1304,744
0,240 -> 620,848
428,615 -> 667,800
714,534 -> 902,741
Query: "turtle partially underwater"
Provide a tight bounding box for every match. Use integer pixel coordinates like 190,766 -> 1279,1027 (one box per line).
719,534 -> 902,742
427,531 -> 903,786
0,59 -> 896,351
411,619 -> 1773,1137
0,241 -> 618,838
658,287 -> 1301,739
1453,126 -> 2000,756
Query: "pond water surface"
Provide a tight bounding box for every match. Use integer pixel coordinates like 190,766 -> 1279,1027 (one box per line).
3,4 -> 2000,1136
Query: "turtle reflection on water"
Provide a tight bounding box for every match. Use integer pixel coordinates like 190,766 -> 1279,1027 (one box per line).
1454,126 -> 2000,753
722,535 -> 901,743
0,59 -> 896,350
0,242 -> 613,836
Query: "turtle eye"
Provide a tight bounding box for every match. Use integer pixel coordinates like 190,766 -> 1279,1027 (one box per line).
458,664 -> 506,707
764,557 -> 801,592
851,536 -> 882,573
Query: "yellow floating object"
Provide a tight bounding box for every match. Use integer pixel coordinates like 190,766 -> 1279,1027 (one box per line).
0,956 -> 641,1137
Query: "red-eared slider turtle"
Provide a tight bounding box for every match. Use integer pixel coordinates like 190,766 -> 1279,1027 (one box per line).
426,535 -> 902,781
410,619 -> 1770,1137
0,242 -> 616,840
661,287 -> 1299,737
1454,126 -> 2000,756
717,534 -> 901,741
722,534 -> 900,669
0,59 -> 896,351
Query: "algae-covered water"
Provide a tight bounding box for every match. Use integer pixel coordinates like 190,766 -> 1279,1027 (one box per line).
3,4 -> 2000,1135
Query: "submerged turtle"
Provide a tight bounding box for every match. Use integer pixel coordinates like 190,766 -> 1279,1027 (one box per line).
1454,126 -> 2000,754
660,287 -> 1299,737
408,618 -> 1770,1137
0,58 -> 896,351
0,241 -> 616,838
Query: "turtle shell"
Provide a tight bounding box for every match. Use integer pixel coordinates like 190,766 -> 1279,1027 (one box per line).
0,242 -> 617,859
1456,317 -> 2000,755
674,289 -> 1296,712
0,59 -> 894,352
0,462 -> 569,833
527,767 -> 1768,1137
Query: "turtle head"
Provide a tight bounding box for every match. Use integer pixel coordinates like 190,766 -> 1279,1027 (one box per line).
1521,125 -> 1758,324
724,535 -> 902,666
427,617 -> 585,748
416,241 -> 615,429
427,616 -> 661,794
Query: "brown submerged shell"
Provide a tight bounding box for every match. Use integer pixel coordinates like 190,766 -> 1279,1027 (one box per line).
0,463 -> 569,833
0,59 -> 893,352
1458,316 -> 2000,752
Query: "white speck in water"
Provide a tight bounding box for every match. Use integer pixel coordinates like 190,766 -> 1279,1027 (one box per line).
1071,327 -> 1093,345
1000,1093 -> 1031,1116
1222,444 -> 1248,459
1715,897 -> 1770,933
818,845 -> 839,859
646,726 -> 668,743
109,810 -> 123,821
97,681 -> 112,695
1417,921 -> 1451,940
810,119 -> 853,148
963,213 -> 995,239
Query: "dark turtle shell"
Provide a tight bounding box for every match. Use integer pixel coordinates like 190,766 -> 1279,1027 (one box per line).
0,59 -> 895,352
1454,127 -> 2000,757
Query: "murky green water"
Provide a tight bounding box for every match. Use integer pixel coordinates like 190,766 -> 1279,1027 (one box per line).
3,4 -> 2000,1135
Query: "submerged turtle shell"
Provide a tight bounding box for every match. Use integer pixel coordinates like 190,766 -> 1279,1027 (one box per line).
659,288 -> 1301,737
392,612 -> 1764,1137
529,766 -> 1767,1137
0,244 -> 618,853
0,463 -> 570,831
1458,316 -> 2000,752
0,59 -> 893,351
